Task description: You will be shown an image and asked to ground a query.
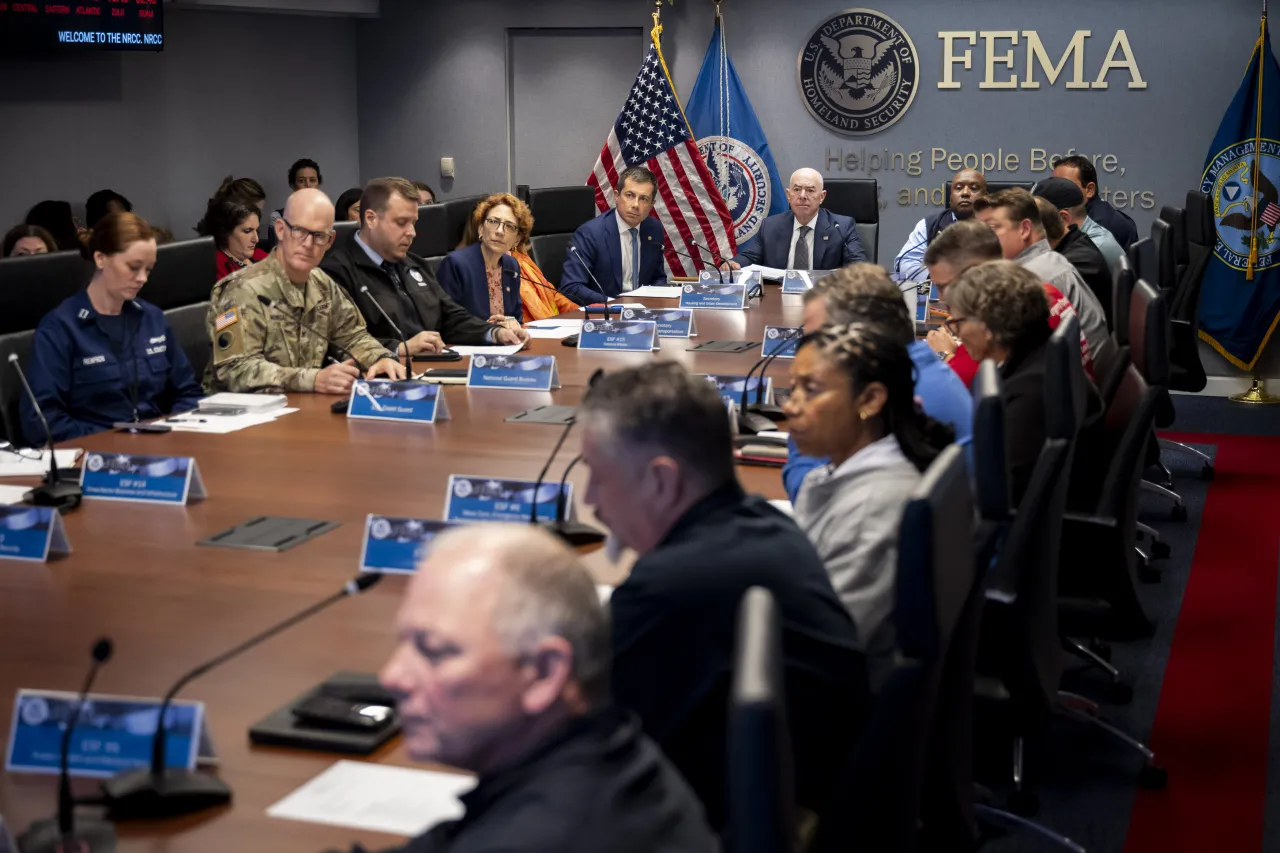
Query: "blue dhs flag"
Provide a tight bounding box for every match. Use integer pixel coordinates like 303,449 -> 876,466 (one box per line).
686,10 -> 787,245
1199,8 -> 1280,370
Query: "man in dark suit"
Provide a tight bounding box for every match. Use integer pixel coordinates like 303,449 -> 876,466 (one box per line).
321,177 -> 527,355
578,361 -> 870,828
730,167 -> 867,271
560,166 -> 667,305
1053,154 -> 1139,248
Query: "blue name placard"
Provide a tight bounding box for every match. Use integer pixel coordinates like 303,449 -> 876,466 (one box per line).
347,380 -> 450,424
359,515 -> 455,574
701,373 -> 773,406
0,506 -> 70,563
762,326 -> 803,359
781,270 -> 837,294
578,319 -> 658,352
466,354 -> 561,391
913,281 -> 937,322
6,690 -> 204,779
444,475 -> 572,524
681,276 -> 748,310
620,306 -> 697,338
81,453 -> 205,505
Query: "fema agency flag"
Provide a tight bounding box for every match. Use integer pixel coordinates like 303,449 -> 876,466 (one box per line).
1199,13 -> 1280,370
686,13 -> 787,245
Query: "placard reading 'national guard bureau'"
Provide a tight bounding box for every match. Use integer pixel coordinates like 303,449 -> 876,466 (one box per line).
620,306 -> 697,338
465,355 -> 561,391
443,476 -> 573,524
359,515 -> 455,574
762,326 -> 804,359
577,319 -> 659,352
347,380 -> 450,424
0,506 -> 71,563
80,453 -> 206,505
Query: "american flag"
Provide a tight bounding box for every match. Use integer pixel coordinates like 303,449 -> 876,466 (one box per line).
587,31 -> 736,277
1262,201 -> 1280,227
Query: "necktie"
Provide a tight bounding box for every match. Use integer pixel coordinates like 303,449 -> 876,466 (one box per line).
628,228 -> 640,291
381,260 -> 403,288
795,225 -> 812,271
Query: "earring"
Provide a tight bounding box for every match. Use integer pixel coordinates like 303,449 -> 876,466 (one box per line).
859,411 -> 869,420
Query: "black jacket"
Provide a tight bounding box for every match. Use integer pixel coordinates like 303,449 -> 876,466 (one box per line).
355,707 -> 716,853
320,235 -> 495,349
1057,226 -> 1115,330
610,481 -> 870,828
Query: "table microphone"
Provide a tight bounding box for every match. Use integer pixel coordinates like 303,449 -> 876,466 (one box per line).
564,246 -> 618,346
667,243 -> 724,283
113,316 -> 172,434
748,328 -> 803,420
18,638 -> 115,853
99,574 -> 384,820
735,355 -> 782,435
691,240 -> 735,287
357,286 -> 411,374
525,369 -> 605,546
7,353 -> 82,511
256,295 -> 371,373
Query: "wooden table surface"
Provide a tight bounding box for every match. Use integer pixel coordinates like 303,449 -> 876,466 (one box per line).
0,291 -> 806,852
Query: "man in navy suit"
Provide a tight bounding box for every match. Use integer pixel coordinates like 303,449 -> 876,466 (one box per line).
560,166 -> 668,305
729,168 -> 867,271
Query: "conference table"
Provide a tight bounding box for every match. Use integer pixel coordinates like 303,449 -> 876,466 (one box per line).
0,287 -> 809,852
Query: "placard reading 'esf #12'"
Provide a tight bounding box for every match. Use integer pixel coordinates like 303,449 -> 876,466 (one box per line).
466,355 -> 561,391
359,515 -> 455,574
621,306 -> 697,338
347,380 -> 450,424
6,689 -> 204,778
443,476 -> 572,524
80,453 -> 206,505
577,319 -> 658,352
0,506 -> 71,563
681,275 -> 748,310
762,326 -> 804,359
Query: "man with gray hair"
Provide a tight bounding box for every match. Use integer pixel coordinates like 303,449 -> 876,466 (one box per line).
579,361 -> 868,828
374,524 -> 715,853
730,167 -> 867,270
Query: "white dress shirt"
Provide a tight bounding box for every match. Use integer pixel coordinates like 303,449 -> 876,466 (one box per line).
788,213 -> 819,270
616,212 -> 638,291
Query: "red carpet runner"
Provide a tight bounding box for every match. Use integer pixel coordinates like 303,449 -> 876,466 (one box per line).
1123,433 -> 1280,853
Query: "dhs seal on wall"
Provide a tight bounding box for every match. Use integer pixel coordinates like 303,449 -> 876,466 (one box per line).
1203,140 -> 1280,272
698,136 -> 772,243
798,9 -> 919,137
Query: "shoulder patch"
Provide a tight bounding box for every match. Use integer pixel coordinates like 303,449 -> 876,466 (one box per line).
214,307 -> 239,331
213,320 -> 246,365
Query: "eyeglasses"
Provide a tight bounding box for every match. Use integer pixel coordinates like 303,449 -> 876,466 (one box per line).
281,217 -> 334,247
790,187 -> 822,197
484,217 -> 519,234
943,315 -> 971,336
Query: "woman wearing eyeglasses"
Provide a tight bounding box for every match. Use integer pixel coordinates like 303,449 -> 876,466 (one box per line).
437,194 -> 525,325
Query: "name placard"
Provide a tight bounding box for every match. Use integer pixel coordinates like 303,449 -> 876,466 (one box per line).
6,689 -> 204,778
81,453 -> 206,505
359,515 -> 455,574
681,276 -> 748,310
701,373 -> 774,406
762,326 -> 804,359
466,355 -> 561,391
0,506 -> 70,563
444,475 -> 572,524
781,269 -> 837,294
914,281 -> 938,322
577,319 -> 658,352
621,306 -> 697,338
347,380 -> 450,424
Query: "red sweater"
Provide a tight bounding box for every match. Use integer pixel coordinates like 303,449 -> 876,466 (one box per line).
215,247 -> 268,282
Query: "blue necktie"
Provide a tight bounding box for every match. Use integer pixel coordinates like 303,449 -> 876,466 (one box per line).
629,228 -> 640,290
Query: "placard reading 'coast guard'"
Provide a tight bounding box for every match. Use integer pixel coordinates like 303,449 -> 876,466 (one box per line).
577,319 -> 659,352
346,380 -> 450,424
359,515 -> 455,574
782,269 -> 837,294
621,306 -> 697,338
0,506 -> 70,563
466,355 -> 561,391
443,476 -> 573,524
682,275 -> 749,310
80,453 -> 206,505
6,690 -> 204,778
762,326 -> 804,359
700,373 -> 774,406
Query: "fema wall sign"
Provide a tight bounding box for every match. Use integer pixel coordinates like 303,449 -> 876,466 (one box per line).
798,9 -> 919,137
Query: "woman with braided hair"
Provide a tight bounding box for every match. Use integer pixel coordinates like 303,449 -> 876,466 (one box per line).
784,321 -> 954,689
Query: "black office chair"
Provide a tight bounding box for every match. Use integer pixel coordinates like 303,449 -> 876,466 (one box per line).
1112,254 -> 1135,350
528,186 -> 600,286
1165,194 -> 1210,394
1125,237 -> 1155,287
945,180 -> 1034,208
144,237 -> 216,310
409,203 -> 450,262
443,195 -> 486,251
727,586 -> 794,853
822,179 -> 879,263
1158,204 -> 1190,284
1149,220 -> 1178,291
328,221 -> 359,258
0,250 -> 91,335
164,303 -> 212,386
0,330 -> 36,446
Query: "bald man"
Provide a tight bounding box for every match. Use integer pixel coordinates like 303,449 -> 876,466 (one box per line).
730,167 -> 867,270
892,168 -> 988,282
372,525 -> 716,853
204,188 -> 405,394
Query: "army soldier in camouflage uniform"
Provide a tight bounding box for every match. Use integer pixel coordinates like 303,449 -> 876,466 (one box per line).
204,188 -> 406,395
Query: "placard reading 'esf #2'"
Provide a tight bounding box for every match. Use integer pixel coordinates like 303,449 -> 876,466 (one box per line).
443,476 -> 573,524
359,515 -> 455,574
620,306 -> 697,338
762,326 -> 804,359
80,453 -> 206,505
347,380 -> 450,424
577,319 -> 658,352
465,355 -> 561,391
0,506 -> 71,563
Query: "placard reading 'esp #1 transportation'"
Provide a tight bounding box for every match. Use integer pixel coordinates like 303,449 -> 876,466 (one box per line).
680,276 -> 749,310
6,690 -> 204,779
80,453 -> 206,505
443,476 -> 573,524
577,319 -> 659,352
620,306 -> 697,338
465,355 -> 561,391
762,326 -> 804,359
358,515 -> 455,574
347,380 -> 450,424
0,506 -> 71,563
781,269 -> 837,294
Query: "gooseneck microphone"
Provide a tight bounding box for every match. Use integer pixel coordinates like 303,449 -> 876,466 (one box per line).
112,314 -> 172,434
256,295 -> 370,373
667,243 -> 723,283
567,245 -> 614,322
8,353 -> 82,511
18,638 -> 115,853
525,369 -> 605,546
100,574 -> 384,820
358,286 -> 410,374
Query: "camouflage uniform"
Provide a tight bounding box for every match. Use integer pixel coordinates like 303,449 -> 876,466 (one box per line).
203,252 -> 396,393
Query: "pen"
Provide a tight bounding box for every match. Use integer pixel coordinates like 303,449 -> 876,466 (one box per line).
166,417 -> 207,424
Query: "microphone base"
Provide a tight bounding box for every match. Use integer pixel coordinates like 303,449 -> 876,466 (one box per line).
100,768 -> 231,820
18,816 -> 117,853
112,421 -> 172,434
535,520 -> 606,547
24,480 -> 82,512
745,403 -> 787,422
737,411 -> 778,435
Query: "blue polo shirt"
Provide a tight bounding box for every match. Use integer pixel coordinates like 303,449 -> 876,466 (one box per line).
20,290 -> 203,445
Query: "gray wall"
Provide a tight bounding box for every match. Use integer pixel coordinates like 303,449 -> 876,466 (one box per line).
0,8 -> 360,235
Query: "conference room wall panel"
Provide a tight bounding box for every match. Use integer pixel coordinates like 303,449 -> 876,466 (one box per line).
0,8 -> 361,235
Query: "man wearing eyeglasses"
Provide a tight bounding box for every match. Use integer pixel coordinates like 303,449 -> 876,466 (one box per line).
204,188 -> 406,395
727,168 -> 867,272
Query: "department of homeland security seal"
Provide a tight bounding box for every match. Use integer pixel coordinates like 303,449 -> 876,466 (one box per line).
797,9 -> 919,137
1203,140 -> 1280,272
698,135 -> 772,243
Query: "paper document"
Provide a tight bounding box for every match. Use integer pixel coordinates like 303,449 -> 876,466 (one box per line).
0,484 -> 31,505
451,344 -> 525,356
527,327 -> 581,340
163,408 -> 298,435
267,760 -> 476,837
768,499 -> 794,517
0,449 -> 82,478
624,286 -> 683,299
740,264 -> 787,281
526,318 -> 585,330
